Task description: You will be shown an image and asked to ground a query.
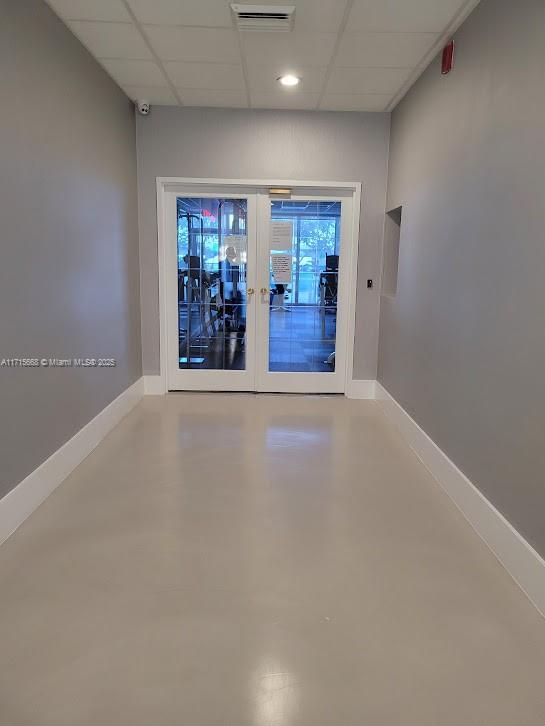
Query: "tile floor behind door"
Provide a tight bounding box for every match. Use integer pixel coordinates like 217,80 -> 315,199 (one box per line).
1,394 -> 544,726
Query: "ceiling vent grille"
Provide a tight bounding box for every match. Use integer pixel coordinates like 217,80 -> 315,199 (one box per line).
230,4 -> 296,32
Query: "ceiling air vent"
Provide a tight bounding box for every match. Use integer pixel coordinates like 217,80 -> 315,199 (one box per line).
230,4 -> 296,32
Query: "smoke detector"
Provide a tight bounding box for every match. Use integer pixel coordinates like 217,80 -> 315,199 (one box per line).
230,4 -> 296,32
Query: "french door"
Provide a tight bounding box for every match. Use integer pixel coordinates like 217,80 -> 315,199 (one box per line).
164,183 -> 356,393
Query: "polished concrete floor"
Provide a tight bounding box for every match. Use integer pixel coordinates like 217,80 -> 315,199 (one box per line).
1,394 -> 544,725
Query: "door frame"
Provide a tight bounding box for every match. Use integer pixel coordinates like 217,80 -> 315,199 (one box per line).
156,177 -> 362,394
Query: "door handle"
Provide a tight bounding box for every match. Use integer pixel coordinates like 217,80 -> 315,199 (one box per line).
260,288 -> 269,294
247,288 -> 255,295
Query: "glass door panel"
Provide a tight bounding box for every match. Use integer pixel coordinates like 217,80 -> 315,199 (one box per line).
256,193 -> 351,394
268,200 -> 340,373
166,191 -> 257,391
177,197 -> 248,370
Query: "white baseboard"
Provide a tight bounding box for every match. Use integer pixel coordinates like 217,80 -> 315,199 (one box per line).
0,377 -> 144,546
345,379 -> 377,399
376,382 -> 545,618
144,375 -> 166,395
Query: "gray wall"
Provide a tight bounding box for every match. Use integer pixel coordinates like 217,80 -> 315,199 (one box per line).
136,107 -> 390,378
379,0 -> 545,555
0,0 -> 141,499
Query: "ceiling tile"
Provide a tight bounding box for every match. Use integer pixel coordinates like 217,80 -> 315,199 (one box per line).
292,0 -> 348,31
320,93 -> 392,111
126,0 -> 232,27
145,26 -> 240,63
241,31 -> 336,68
179,89 -> 248,108
122,85 -> 178,105
336,32 -> 439,68
246,65 -> 326,95
66,21 -> 152,59
347,0 -> 467,33
100,59 -> 166,86
165,62 -> 245,90
46,0 -> 131,22
326,66 -> 412,94
250,91 -> 319,110
259,0 -> 347,32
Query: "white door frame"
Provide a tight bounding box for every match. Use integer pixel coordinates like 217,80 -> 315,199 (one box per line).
156,177 -> 362,394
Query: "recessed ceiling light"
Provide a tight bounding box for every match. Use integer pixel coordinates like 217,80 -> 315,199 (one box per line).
277,74 -> 300,87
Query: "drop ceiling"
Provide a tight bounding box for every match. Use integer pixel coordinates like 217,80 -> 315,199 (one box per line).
46,0 -> 480,112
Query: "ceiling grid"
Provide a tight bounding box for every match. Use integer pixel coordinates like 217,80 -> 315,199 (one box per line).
46,0 -> 482,112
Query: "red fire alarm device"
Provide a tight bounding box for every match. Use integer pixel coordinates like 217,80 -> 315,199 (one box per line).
441,40 -> 454,74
